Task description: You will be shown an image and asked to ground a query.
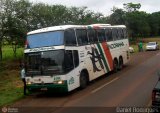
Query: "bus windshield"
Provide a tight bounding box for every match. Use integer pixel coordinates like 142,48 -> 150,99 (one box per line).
25,50 -> 65,76
27,31 -> 64,48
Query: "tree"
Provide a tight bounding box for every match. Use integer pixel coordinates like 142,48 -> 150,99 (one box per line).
148,12 -> 160,36
13,0 -> 31,46
2,0 -> 29,58
0,0 -> 6,60
124,11 -> 150,38
68,6 -> 90,24
3,0 -> 18,58
29,3 -> 69,28
67,6 -> 107,25
108,7 -> 125,25
123,2 -> 141,12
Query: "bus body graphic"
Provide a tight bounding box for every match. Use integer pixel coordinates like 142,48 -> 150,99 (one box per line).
101,42 -> 113,70
24,24 -> 130,92
97,42 -> 113,72
87,46 -> 104,72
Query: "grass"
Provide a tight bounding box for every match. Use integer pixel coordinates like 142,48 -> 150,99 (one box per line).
130,44 -> 139,53
0,45 -> 25,107
130,43 -> 148,53
141,37 -> 160,42
2,45 -> 24,61
0,68 -> 24,107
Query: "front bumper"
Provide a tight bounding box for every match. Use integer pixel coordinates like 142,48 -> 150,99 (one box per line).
26,81 -> 68,92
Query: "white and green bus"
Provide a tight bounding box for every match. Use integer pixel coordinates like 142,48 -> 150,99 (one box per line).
24,24 -> 129,92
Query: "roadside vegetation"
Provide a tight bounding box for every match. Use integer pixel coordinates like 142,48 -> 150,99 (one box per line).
0,46 -> 24,107
130,37 -> 160,53
0,67 -> 24,107
2,45 -> 23,60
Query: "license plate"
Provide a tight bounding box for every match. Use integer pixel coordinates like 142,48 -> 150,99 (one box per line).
41,88 -> 47,91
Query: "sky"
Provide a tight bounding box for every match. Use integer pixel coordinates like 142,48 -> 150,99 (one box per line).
29,0 -> 160,16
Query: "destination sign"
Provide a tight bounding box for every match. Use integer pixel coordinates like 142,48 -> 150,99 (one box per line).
24,46 -> 64,53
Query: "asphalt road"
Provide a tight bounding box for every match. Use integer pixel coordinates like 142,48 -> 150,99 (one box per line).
12,50 -> 160,113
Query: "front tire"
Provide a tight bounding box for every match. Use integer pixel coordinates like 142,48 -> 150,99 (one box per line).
80,72 -> 88,89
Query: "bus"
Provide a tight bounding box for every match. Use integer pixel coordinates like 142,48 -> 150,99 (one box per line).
24,24 -> 130,92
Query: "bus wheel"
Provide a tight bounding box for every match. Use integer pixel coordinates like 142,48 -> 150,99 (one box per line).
113,59 -> 118,73
118,57 -> 123,70
80,72 -> 88,89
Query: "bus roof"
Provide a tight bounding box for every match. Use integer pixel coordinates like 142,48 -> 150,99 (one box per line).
27,24 -> 126,35
87,24 -> 126,29
111,25 -> 126,28
27,25 -> 85,35
89,24 -> 111,26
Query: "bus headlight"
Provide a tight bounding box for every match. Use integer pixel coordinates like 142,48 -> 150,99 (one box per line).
26,81 -> 32,85
53,80 -> 64,84
58,80 -> 63,84
26,79 -> 32,85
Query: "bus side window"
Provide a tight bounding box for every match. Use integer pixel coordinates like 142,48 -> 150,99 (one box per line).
97,29 -> 106,42
76,29 -> 88,46
123,29 -> 127,39
87,29 -> 94,44
64,50 -> 74,72
119,28 -> 123,39
106,29 -> 113,41
112,28 -> 117,41
117,29 -> 122,40
116,29 -> 119,40
73,50 -> 79,68
92,29 -> 98,43
64,29 -> 77,46
124,29 -> 128,38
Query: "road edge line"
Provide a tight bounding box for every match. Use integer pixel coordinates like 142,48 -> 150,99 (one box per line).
91,77 -> 119,94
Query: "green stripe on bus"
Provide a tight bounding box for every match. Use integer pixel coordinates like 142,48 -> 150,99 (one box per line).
97,43 -> 109,72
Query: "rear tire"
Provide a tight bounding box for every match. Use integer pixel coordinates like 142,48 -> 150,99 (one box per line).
113,59 -> 118,73
80,72 -> 88,89
118,57 -> 123,70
